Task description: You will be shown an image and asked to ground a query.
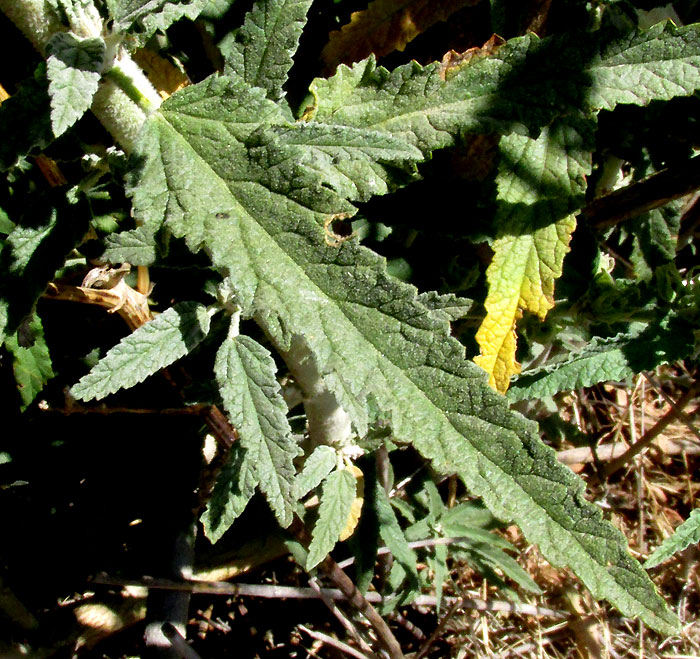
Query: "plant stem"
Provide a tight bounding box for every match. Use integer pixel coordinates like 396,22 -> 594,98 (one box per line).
0,0 -> 161,152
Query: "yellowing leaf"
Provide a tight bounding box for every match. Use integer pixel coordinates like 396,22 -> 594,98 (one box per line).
475,118 -> 592,393
339,464 -> 364,541
322,0 -> 480,73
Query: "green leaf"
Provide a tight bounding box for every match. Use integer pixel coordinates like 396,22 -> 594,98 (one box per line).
101,225 -> 159,265
202,443 -> 258,543
475,117 -> 593,393
508,313 -> 696,402
214,327 -> 301,527
295,445 -> 337,499
0,66 -> 52,171
0,189 -> 90,342
310,23 -> 700,150
46,32 -> 105,137
252,123 -> 423,203
70,302 -> 211,401
374,479 -> 419,588
4,313 -> 54,410
108,0 -> 210,44
307,468 -> 357,569
222,0 -> 314,107
123,26 -> 695,633
644,509 -> 700,569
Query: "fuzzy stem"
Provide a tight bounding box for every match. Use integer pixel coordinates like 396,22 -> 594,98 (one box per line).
0,1 -> 161,152
278,335 -> 353,450
0,0 -> 62,55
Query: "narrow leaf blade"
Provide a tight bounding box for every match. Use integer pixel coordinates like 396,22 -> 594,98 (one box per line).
222,0 -> 314,105
70,302 -> 211,401
295,445 -> 337,499
215,331 -> 301,527
202,443 -> 258,544
307,468 -> 357,569
508,314 -> 696,402
644,509 -> 700,569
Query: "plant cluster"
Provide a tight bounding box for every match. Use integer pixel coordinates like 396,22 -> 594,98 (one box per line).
1,0 -> 699,655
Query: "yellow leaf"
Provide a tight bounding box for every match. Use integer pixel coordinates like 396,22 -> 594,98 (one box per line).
339,464 -> 364,541
322,0 -> 480,73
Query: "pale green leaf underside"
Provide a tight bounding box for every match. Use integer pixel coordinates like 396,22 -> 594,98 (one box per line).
222,0 -> 313,106
307,468 -> 357,569
644,509 -> 700,569
202,443 -> 257,544
46,32 -> 105,137
214,329 -> 300,527
123,24 -> 699,631
508,314 -> 696,402
71,302 -> 211,401
295,445 -> 337,499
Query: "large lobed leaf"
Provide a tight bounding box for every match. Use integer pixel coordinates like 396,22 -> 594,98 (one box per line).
309,22 -> 700,148
118,24 -> 700,626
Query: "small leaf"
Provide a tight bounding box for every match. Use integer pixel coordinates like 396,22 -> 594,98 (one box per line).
46,32 -> 105,137
0,66 -> 52,171
0,189 -> 90,342
4,313 -> 54,410
374,479 -> 419,587
306,468 -> 357,569
474,118 -> 592,392
321,0 -> 481,73
508,313 -> 696,402
108,0 -> 210,45
222,0 -> 314,106
215,329 -> 301,527
338,464 -> 364,541
71,302 -> 211,401
202,443 -> 258,544
644,509 -> 700,569
295,445 -> 337,499
101,225 -> 159,265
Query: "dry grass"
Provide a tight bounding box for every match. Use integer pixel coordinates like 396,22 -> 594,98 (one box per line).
438,365 -> 700,659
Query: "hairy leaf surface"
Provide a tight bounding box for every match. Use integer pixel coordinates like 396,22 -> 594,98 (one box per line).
46,32 -> 105,137
295,445 -> 337,499
120,24 -> 700,632
310,23 -> 700,149
307,468 -> 357,569
221,0 -> 313,107
644,509 -> 700,569
71,301 -> 211,401
202,443 -> 258,544
108,0 -> 210,44
474,118 -> 592,392
508,314 -> 696,401
215,327 -> 301,526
